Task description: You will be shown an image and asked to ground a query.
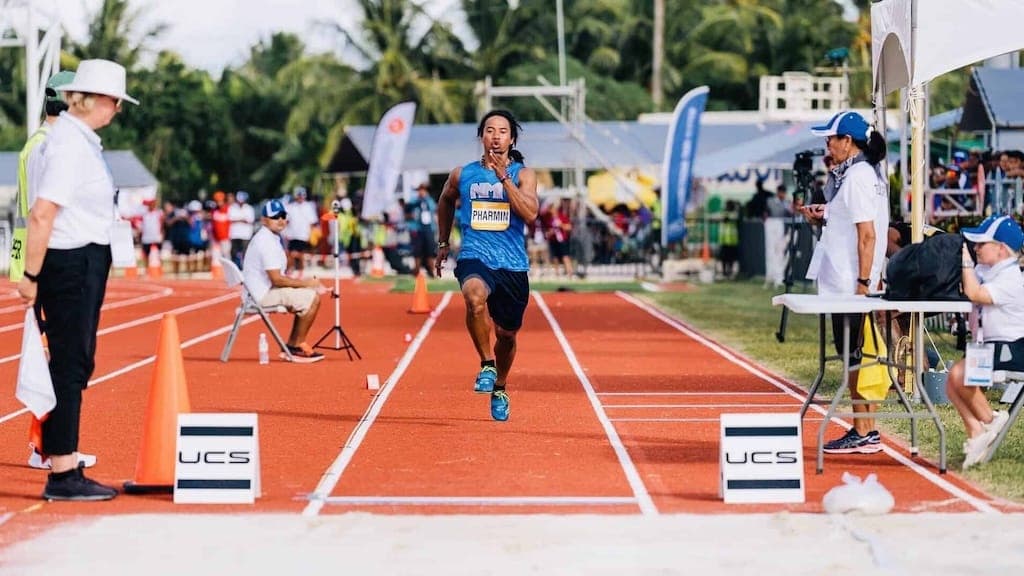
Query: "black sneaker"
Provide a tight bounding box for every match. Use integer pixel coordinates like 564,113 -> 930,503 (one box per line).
823,428 -> 882,454
42,466 -> 118,501
285,343 -> 325,364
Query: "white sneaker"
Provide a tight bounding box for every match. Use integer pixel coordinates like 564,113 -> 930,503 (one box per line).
962,430 -> 996,470
28,450 -> 97,470
984,410 -> 1009,437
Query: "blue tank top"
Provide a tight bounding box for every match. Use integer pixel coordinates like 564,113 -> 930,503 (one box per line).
456,160 -> 528,271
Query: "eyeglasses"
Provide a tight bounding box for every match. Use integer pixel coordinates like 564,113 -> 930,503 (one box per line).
268,214 -> 288,220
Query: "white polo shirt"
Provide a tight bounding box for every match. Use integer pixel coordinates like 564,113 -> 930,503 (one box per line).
228,202 -> 255,240
814,162 -> 889,295
283,199 -> 319,243
35,113 -> 115,249
976,256 -> 1024,342
242,226 -> 286,303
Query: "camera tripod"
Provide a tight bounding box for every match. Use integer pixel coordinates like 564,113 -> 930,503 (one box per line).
774,212 -> 805,343
775,150 -> 823,343
313,216 -> 361,360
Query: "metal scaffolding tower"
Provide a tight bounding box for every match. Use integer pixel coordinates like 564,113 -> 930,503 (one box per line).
0,0 -> 64,137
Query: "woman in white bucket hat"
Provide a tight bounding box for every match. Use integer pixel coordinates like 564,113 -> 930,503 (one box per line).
16,59 -> 138,502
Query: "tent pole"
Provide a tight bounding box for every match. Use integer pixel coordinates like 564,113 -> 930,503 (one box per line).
910,83 -> 926,244
909,81 -> 927,428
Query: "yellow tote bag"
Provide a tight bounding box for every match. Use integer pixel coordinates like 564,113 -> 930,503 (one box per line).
856,317 -> 892,401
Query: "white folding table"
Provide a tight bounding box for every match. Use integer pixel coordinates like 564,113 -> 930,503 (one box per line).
772,293 -> 971,473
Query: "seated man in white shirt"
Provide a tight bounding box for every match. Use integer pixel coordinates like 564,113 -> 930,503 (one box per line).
242,199 -> 324,362
952,214 -> 1024,469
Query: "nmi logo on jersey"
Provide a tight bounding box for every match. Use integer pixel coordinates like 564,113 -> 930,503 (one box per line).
469,182 -> 506,201
719,413 -> 804,504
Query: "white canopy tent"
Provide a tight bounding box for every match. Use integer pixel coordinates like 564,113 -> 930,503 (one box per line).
871,0 -> 1024,398
871,0 -> 1024,241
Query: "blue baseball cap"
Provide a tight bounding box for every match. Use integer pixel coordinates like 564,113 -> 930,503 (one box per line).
810,111 -> 872,141
262,199 -> 287,219
962,214 -> 1024,252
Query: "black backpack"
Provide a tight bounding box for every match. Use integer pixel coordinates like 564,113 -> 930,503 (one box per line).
885,232 -> 965,301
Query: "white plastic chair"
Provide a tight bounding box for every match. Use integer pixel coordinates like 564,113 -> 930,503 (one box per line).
218,256 -> 294,362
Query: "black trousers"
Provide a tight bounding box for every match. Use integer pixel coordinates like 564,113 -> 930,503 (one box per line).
832,312 -> 866,370
36,244 -> 111,455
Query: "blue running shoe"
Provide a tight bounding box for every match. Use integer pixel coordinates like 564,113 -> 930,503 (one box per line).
490,390 -> 510,421
474,366 -> 497,393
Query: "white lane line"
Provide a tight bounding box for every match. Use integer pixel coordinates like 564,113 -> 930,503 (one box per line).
0,316 -> 258,426
302,292 -> 453,517
316,496 -> 637,507
0,286 -> 174,330
598,391 -> 791,396
0,292 -> 238,366
610,417 -> 828,423
533,292 -> 657,516
603,403 -> 805,409
616,291 -> 1000,514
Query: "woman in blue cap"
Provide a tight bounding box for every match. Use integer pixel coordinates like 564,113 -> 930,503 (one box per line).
799,110 -> 889,454
952,214 -> 1024,469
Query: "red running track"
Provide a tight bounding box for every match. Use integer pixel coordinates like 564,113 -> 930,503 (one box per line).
0,278 -> 1014,548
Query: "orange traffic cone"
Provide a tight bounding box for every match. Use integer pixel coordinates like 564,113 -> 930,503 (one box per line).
408,270 -> 432,314
147,245 -> 163,279
700,239 -> 711,264
370,246 -> 386,278
210,243 -> 224,281
124,313 -> 191,494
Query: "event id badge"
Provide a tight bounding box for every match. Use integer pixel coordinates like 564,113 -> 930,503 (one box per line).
109,220 -> 136,268
964,342 -> 995,387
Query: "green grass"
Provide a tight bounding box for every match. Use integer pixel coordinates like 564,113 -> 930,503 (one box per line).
643,279 -> 1024,502
387,276 -> 645,294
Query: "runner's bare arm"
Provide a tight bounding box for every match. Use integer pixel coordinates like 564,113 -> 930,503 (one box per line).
435,167 -> 461,276
504,166 -> 538,222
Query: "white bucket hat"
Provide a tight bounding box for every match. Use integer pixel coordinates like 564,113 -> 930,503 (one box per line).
60,59 -> 139,105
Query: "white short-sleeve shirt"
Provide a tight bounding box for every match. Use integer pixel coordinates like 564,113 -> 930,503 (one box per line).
976,257 -> 1024,342
283,200 -> 319,243
242,226 -> 286,303
228,202 -> 255,240
35,113 -> 115,249
815,162 -> 889,295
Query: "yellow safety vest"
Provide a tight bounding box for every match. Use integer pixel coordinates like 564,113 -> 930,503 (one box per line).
9,125 -> 50,281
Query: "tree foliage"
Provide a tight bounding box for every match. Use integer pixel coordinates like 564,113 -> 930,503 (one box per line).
0,0 -> 983,200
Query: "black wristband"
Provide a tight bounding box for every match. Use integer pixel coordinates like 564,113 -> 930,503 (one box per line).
856,277 -> 870,287
23,270 -> 40,282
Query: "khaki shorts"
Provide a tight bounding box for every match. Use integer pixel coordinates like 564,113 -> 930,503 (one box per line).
260,287 -> 316,315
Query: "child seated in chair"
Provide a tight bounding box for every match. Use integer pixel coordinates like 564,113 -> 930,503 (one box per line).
951,215 -> 1024,469
242,200 -> 325,363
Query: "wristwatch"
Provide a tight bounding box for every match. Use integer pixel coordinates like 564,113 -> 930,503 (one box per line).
856,277 -> 870,287
437,240 -> 449,250
23,270 -> 40,282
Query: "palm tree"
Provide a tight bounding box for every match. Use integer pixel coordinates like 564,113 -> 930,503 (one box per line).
70,0 -> 167,69
326,0 -> 471,125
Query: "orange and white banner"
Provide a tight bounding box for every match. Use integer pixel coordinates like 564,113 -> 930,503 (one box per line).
361,102 -> 417,220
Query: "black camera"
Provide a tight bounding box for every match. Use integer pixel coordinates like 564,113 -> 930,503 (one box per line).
330,199 -> 343,214
793,149 -> 825,195
793,149 -> 824,175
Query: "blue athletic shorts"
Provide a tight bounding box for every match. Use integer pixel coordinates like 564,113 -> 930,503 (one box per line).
454,258 -> 530,331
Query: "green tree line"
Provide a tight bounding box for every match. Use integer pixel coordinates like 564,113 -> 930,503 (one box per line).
0,0 -> 966,204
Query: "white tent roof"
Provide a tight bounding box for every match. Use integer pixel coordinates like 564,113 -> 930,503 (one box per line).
872,0 -> 1024,93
